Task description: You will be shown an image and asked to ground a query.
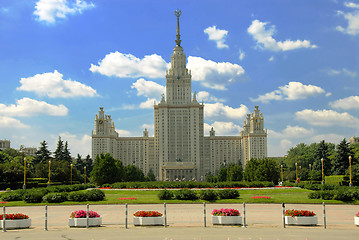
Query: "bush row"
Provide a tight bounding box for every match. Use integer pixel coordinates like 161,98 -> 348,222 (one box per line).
158,189 -> 240,201
308,188 -> 359,202
0,186 -> 103,203
107,181 -> 275,189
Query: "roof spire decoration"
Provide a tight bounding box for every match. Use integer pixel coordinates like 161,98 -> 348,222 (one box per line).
175,9 -> 182,46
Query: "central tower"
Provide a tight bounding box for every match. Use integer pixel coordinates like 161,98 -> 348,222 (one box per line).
154,10 -> 204,180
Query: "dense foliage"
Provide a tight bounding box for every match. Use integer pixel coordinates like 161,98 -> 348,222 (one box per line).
157,189 -> 240,201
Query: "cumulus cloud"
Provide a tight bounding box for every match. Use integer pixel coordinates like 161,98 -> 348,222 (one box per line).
130,78 -> 165,109
0,116 -> 29,129
204,103 -> 249,121
336,2 -> 359,35
204,26 -> 229,49
139,98 -> 157,109
247,19 -> 317,51
197,91 -> 225,103
329,96 -> 359,110
239,49 -> 245,61
116,129 -> 132,137
311,134 -> 346,144
269,125 -> 313,139
296,109 -> 359,127
187,56 -> 245,90
251,82 -> 326,103
17,70 -> 98,98
204,121 -> 242,136
0,98 -> 68,117
90,52 -> 168,79
280,139 -> 293,151
34,0 -> 95,24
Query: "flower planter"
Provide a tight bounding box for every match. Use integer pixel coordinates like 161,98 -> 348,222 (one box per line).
133,216 -> 164,226
212,215 -> 242,225
285,216 -> 318,226
355,216 -> 359,226
0,219 -> 31,229
68,217 -> 102,227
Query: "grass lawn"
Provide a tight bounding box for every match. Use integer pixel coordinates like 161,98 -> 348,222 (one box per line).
1,188 -> 358,206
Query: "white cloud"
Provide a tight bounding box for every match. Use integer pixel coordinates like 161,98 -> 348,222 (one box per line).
345,2 -> 359,9
17,70 -> 98,98
269,56 -> 274,61
187,56 -> 245,90
34,0 -> 95,24
248,19 -> 317,51
0,116 -> 29,129
269,125 -> 313,139
310,134 -> 346,144
326,68 -> 357,77
239,49 -> 245,61
204,25 -> 229,49
329,96 -> 359,110
0,98 -> 68,117
58,132 -> 91,157
280,139 -> 293,151
139,98 -> 157,109
90,52 -> 168,79
116,129 -> 132,137
197,91 -> 225,103
251,82 -> 326,103
336,9 -> 359,35
296,109 -> 359,127
204,103 -> 249,121
204,121 -> 242,136
131,78 -> 165,99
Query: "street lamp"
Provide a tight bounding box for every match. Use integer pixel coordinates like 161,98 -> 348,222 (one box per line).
295,162 -> 298,182
48,160 -> 51,186
281,165 -> 283,183
349,156 -> 352,187
70,163 -> 73,185
84,166 -> 87,184
23,157 -> 27,189
321,158 -> 324,184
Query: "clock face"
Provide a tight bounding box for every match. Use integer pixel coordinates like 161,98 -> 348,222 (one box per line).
99,120 -> 103,124
255,117 -> 261,124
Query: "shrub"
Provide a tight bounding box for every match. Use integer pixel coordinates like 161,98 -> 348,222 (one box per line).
308,192 -> 321,199
0,189 -> 25,201
320,190 -> 334,200
174,189 -> 198,200
158,189 -> 173,200
22,190 -> 45,203
43,192 -> 67,203
333,189 -> 356,202
67,191 -> 87,202
217,189 -> 240,199
321,184 -> 335,191
198,190 -> 217,201
303,184 -> 321,191
85,189 -> 105,201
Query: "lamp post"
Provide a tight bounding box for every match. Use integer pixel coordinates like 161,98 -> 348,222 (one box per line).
70,163 -> 73,185
309,164 -> 311,171
349,156 -> 352,187
48,160 -> 51,186
84,166 -> 87,184
23,157 -> 27,189
321,158 -> 324,184
281,165 -> 283,183
295,163 -> 298,182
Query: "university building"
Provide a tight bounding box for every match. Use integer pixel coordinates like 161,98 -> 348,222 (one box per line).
92,11 -> 267,180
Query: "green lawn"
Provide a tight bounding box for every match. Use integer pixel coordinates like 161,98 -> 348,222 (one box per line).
1,188 -> 358,206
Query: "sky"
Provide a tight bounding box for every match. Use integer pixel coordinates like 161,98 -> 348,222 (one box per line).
0,0 -> 359,158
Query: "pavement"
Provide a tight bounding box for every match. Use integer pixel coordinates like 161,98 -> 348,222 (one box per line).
1,203 -> 358,239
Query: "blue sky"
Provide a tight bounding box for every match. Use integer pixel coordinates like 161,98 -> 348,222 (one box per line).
1,0 -> 359,157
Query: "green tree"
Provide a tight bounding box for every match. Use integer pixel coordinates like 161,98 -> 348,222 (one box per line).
84,154 -> 93,177
332,138 -> 352,175
35,141 -> 51,164
91,153 -> 120,185
63,141 -> 72,164
244,158 -> 280,184
54,137 -> 64,161
124,165 -> 145,181
227,163 -> 243,181
313,140 -> 332,176
145,169 -> 156,181
217,166 -> 227,182
75,154 -> 85,174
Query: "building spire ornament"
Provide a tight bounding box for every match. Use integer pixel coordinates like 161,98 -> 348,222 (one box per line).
175,9 -> 182,46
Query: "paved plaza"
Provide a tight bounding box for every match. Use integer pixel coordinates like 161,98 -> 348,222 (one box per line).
1,203 -> 358,239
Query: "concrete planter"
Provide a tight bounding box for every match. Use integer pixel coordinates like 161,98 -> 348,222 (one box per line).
0,219 -> 31,229
68,217 -> 102,227
133,216 -> 164,226
212,215 -> 242,225
355,216 -> 359,226
285,216 -> 318,226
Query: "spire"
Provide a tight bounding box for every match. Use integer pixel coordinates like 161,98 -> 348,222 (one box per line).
175,9 -> 182,46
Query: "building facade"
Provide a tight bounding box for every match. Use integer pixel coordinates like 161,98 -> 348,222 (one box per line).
0,140 -> 10,151
92,11 -> 267,180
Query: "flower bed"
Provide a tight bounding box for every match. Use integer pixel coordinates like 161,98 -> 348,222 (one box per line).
0,201 -> 8,204
355,212 -> 359,226
133,211 -> 163,226
68,210 -> 101,227
212,208 -> 241,225
285,209 -> 317,226
252,196 -> 271,199
0,213 -> 31,229
118,197 -> 137,200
